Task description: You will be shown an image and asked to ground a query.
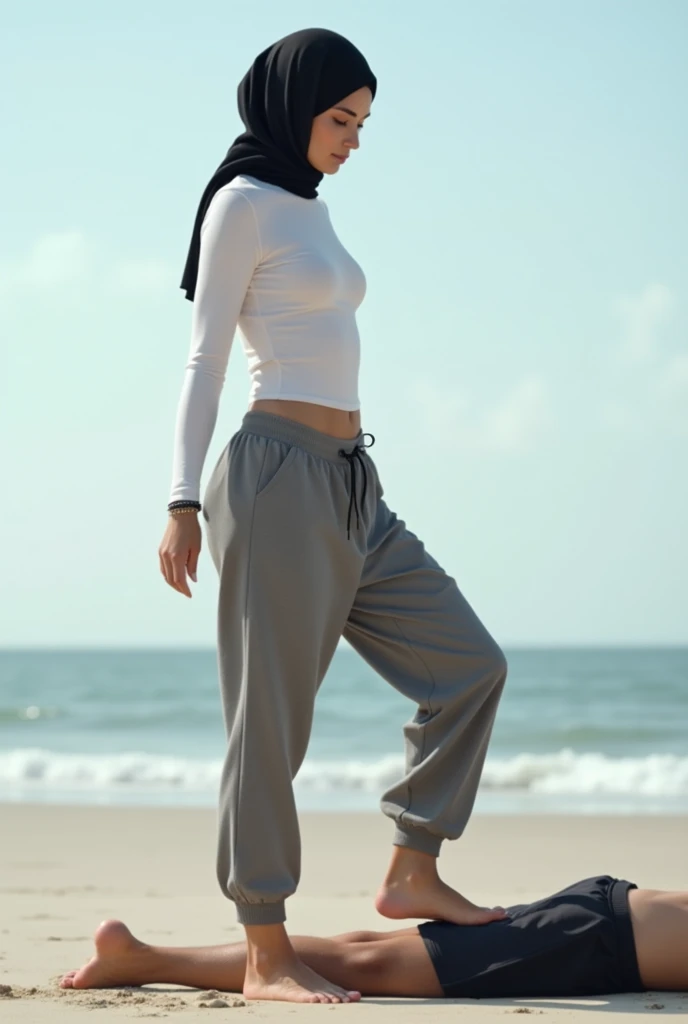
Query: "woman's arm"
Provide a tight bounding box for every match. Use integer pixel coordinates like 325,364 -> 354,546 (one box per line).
169,186 -> 261,503
159,186 -> 261,598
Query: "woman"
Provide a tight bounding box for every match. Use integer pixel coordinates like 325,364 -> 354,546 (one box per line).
158,27 -> 508,1004
62,874 -> 688,1000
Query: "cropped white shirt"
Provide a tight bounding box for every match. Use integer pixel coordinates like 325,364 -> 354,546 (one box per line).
169,175 -> 367,503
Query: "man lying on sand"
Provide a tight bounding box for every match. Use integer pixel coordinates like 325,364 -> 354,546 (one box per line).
61,875 -> 687,1003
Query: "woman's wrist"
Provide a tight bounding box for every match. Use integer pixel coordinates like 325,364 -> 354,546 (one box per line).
167,499 -> 202,517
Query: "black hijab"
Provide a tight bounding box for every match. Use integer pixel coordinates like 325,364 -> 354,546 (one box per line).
180,27 -> 377,301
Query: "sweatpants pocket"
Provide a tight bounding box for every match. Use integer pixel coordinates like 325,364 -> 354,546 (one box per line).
255,440 -> 298,500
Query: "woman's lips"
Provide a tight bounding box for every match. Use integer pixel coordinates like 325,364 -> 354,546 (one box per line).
332,154 -> 348,163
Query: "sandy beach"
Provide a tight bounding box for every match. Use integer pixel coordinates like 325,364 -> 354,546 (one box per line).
1,806 -> 687,1021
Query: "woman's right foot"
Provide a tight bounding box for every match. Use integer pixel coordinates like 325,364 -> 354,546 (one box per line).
243,956 -> 360,1004
243,920 -> 360,1004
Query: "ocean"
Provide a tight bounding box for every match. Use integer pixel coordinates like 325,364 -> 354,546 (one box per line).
1,646 -> 687,814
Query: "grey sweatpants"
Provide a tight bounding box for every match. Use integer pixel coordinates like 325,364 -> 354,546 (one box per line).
202,411 -> 507,926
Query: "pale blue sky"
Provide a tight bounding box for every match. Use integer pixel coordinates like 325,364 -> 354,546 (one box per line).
1,0 -> 686,647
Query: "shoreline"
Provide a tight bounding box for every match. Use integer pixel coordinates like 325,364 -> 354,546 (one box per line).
3,792 -> 688,814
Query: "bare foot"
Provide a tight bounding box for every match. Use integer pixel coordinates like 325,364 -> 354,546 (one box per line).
61,918 -> 360,1005
376,847 -> 508,926
243,955 -> 361,1004
60,920 -> 153,989
243,922 -> 359,1004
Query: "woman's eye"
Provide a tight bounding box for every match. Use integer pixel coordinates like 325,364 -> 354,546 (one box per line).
333,118 -> 364,130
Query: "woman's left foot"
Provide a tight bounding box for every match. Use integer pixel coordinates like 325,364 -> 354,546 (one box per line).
376,847 -> 508,926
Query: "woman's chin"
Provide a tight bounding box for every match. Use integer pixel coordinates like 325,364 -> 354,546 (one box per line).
307,158 -> 340,175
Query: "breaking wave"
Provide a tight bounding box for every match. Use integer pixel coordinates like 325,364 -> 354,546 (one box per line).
2,748 -> 688,806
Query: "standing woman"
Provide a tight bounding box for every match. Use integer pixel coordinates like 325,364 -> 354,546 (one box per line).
159,28 -> 508,1004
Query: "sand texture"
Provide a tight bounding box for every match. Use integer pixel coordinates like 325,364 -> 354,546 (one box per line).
1,806 -> 687,1020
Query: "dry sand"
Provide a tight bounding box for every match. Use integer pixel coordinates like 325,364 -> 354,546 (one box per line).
1,805 -> 687,1021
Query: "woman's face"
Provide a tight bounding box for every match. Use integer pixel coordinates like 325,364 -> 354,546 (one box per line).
307,86 -> 373,174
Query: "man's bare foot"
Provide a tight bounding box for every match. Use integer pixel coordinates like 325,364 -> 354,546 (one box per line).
60,920 -> 153,989
376,846 -> 509,926
243,923 -> 360,1004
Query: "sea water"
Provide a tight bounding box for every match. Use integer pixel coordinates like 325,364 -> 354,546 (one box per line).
1,646 -> 686,813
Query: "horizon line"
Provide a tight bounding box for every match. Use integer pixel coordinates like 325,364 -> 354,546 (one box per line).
1,642 -> 687,653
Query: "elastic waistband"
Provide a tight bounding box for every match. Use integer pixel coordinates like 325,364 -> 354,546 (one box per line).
609,879 -> 645,993
239,411 -> 365,463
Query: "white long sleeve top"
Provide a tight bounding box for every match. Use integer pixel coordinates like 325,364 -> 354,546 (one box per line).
169,174 -> 367,503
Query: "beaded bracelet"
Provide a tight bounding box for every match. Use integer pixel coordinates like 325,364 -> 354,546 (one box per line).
167,500 -> 202,516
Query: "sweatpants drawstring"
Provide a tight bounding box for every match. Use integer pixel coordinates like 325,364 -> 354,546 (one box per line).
338,434 -> 376,540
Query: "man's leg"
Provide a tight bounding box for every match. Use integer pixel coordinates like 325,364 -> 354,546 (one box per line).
60,921 -> 443,998
630,890 -> 688,991
343,498 -> 508,926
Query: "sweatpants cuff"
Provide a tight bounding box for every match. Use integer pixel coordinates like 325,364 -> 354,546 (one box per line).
235,900 -> 286,926
393,823 -> 443,858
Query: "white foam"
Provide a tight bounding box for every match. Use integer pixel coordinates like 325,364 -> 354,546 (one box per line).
0,748 -> 221,792
2,747 -> 688,801
481,749 -> 688,796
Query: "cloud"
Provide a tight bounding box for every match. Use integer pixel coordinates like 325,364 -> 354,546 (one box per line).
105,259 -> 177,297
16,231 -> 92,288
0,231 -> 175,304
657,352 -> 688,400
613,283 -> 676,365
599,400 -> 635,434
656,353 -> 688,434
414,374 -> 550,454
602,284 -> 686,436
480,376 -> 550,453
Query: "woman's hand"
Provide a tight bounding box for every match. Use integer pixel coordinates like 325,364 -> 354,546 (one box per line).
158,513 -> 202,598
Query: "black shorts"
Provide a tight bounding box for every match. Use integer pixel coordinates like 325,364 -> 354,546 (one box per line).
418,875 -> 645,999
